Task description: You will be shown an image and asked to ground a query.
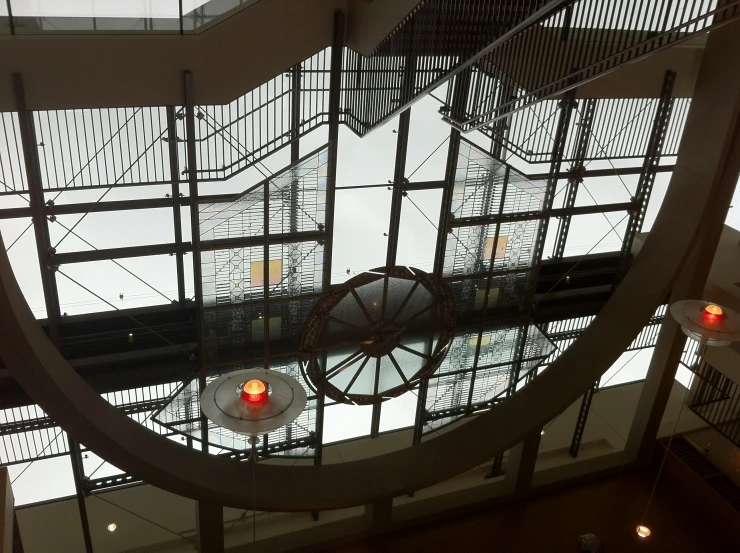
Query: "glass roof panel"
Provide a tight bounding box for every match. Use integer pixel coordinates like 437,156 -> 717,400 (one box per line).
405,88 -> 450,182
379,392 -> 417,433
336,124 -> 396,187
562,212 -> 629,257
6,456 -> 76,506
395,188 -> 441,273
331,187 -> 392,283
323,402 -> 372,444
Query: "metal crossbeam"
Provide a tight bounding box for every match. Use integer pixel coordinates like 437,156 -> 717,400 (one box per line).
68,437 -> 94,553
451,201 -> 635,228
50,231 -> 323,264
526,165 -> 674,181
183,71 -> 209,456
167,106 -> 187,305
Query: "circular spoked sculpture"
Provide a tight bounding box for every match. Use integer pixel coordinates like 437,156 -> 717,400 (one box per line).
200,368 -> 307,437
670,300 -> 740,347
300,266 -> 456,404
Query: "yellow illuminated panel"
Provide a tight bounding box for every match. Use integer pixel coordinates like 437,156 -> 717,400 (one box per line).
468,335 -> 491,348
483,236 -> 508,261
250,260 -> 283,287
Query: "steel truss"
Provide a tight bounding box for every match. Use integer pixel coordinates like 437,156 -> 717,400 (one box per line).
619,71 -> 676,273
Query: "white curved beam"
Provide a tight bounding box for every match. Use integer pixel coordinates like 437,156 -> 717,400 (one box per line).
1,22 -> 740,513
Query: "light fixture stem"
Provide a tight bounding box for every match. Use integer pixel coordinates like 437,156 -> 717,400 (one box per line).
251,437 -> 258,548
641,378 -> 692,522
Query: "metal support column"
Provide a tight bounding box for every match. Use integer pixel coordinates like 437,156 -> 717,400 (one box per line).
313,12 -> 345,520
185,71 -> 224,547
411,374 -> 429,446
433,68 -> 472,277
68,437 -> 94,553
364,498 -> 393,531
552,98 -> 597,258
385,55 -> 415,269
289,61 -> 302,231
291,63 -> 302,164
503,430 -> 541,494
569,383 -> 596,458
488,452 -> 505,478
195,502 -> 224,553
1,467 -> 13,553
183,72 -> 207,449
13,74 -> 61,341
530,88 -> 576,289
167,106 -> 187,305
411,337 -> 434,446
619,71 -> 676,271
321,11 -> 344,293
372,54 -> 415,438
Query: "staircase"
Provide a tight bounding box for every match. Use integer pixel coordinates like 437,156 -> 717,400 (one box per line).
342,0 -> 740,136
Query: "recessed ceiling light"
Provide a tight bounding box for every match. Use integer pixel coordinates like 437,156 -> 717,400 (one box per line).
107,523 -> 117,532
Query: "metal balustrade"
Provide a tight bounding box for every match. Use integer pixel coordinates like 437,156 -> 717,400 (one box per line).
688,361 -> 740,448
444,0 -> 740,132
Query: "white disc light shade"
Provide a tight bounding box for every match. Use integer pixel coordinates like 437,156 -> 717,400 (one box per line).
670,300 -> 740,346
200,369 -> 307,436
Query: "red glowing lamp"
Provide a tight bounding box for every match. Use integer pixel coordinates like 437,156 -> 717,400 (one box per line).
703,304 -> 724,321
241,379 -> 268,403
